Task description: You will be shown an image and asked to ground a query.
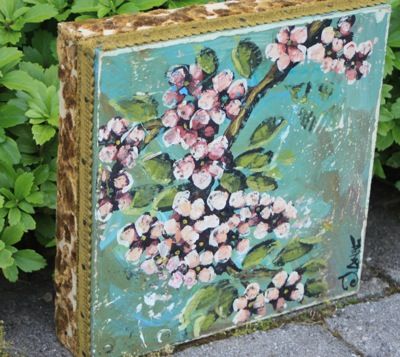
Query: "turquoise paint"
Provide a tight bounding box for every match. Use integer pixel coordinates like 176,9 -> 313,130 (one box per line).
90,6 -> 389,356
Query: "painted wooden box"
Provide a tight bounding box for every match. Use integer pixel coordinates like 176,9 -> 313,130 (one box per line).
55,1 -> 390,356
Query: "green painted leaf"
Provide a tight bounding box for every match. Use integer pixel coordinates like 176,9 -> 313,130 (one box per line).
196,48 -> 218,75
273,239 -> 313,266
300,258 -> 328,274
232,40 -> 262,78
299,236 -> 323,245
277,150 -> 295,165
14,172 -> 34,200
305,278 -> 329,298
154,186 -> 179,211
214,282 -> 238,319
234,149 -> 272,170
13,249 -> 47,273
132,185 -> 162,208
142,153 -> 173,184
220,170 -> 246,193
2,263 -> 18,282
250,117 -> 287,147
246,173 -> 277,192
193,313 -> 217,338
242,240 -> 276,269
111,94 -> 158,122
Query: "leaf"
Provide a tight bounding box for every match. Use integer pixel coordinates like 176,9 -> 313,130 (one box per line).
0,47 -> 22,69
71,0 -> 97,13
134,0 -> 167,10
1,224 -> 24,246
132,185 -> 162,208
376,132 -> 393,151
386,152 -> 400,168
232,40 -> 262,78
373,157 -> 386,179
246,173 -> 277,191
250,117 -> 287,147
23,4 -> 58,23
20,212 -> 36,231
388,30 -> 400,47
14,172 -> 34,200
154,186 -> 179,211
273,239 -> 314,266
300,258 -> 328,274
32,124 -> 56,145
142,154 -> 173,184
13,249 -> 47,272
33,165 -> 49,185
2,263 -> 18,282
111,94 -> 158,122
0,103 -> 27,128
193,313 -> 217,338
242,240 -> 276,269
25,191 -> 44,205
8,208 -> 21,226
0,248 -> 14,269
299,236 -> 323,245
1,71 -> 36,92
0,138 -> 20,166
220,170 -> 246,193
214,282 -> 238,319
305,278 -> 328,298
277,150 -> 295,165
196,48 -> 218,75
234,149 -> 272,170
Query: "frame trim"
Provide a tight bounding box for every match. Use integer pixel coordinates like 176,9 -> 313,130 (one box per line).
69,0 -> 387,355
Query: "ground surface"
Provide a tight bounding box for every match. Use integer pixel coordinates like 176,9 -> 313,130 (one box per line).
0,181 -> 399,357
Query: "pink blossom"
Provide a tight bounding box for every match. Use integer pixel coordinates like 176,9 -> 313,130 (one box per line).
116,145 -> 138,168
265,26 -> 308,71
321,26 -> 335,44
190,139 -> 209,160
332,38 -> 344,52
321,56 -> 333,73
189,64 -> 204,81
141,259 -> 158,275
162,110 -> 180,127
229,191 -> 246,208
339,20 -> 352,36
199,250 -> 214,265
207,190 -> 229,211
173,156 -> 195,180
177,101 -> 195,120
99,145 -> 118,163
167,66 -> 188,88
343,41 -> 357,60
135,214 -> 152,236
194,214 -> 220,232
107,117 -> 129,136
307,43 -> 325,63
183,269 -> 197,289
236,239 -> 250,253
150,221 -> 164,239
117,224 -> 137,247
357,40 -> 373,57
168,271 -> 184,288
192,168 -> 212,189
212,70 -> 233,92
233,309 -> 251,324
254,222 -> 269,239
245,191 -> 260,207
198,267 -> 215,282
97,199 -> 113,222
214,244 -> 232,263
198,89 -> 219,110
345,68 -> 358,84
274,222 -> 290,238
166,256 -> 180,272
227,79 -> 247,100
290,283 -> 305,301
116,192 -> 132,210
209,109 -> 226,125
181,225 -> 199,246
163,127 -> 181,146
126,247 -> 143,263
98,125 -> 111,142
208,136 -> 228,160
225,99 -> 241,119
209,223 -> 229,246
359,61 -> 371,77
332,58 -> 345,74
163,89 -> 185,108
272,271 -> 288,288
272,197 -> 287,214
233,296 -> 248,311
190,109 -> 210,130
245,282 -> 260,300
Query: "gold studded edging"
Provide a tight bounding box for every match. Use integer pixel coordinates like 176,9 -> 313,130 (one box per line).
73,0 -> 388,355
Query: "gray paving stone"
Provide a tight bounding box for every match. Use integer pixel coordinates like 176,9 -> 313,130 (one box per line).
326,294 -> 400,357
364,184 -> 400,284
357,266 -> 389,300
175,324 -> 358,357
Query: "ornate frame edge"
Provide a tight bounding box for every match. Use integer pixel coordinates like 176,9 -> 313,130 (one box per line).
56,0 -> 388,356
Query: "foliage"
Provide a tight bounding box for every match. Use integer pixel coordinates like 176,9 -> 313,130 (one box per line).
374,0 -> 400,189
0,0 -> 222,282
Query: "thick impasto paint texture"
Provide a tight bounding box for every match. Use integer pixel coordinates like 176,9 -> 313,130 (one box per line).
91,6 -> 389,356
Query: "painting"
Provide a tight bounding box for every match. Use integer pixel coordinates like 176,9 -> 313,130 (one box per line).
55,1 -> 390,356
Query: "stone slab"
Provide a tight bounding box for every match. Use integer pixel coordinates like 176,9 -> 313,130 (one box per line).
326,294 -> 400,357
175,324 -> 358,357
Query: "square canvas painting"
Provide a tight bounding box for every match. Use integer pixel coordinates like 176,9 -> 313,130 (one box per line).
55,1 -> 390,356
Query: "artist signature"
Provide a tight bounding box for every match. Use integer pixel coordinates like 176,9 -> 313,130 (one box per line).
338,235 -> 361,291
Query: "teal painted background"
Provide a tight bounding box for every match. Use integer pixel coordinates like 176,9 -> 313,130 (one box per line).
90,6 -> 389,356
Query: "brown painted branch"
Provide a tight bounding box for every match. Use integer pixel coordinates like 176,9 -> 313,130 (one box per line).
224,20 -> 330,145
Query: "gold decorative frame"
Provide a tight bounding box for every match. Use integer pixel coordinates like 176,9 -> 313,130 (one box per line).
56,0 -> 387,355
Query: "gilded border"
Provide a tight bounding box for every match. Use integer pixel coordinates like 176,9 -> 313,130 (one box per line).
75,0 -> 387,355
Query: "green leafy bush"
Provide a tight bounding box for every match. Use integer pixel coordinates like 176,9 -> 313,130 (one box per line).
374,0 -> 400,188
0,0 -> 397,282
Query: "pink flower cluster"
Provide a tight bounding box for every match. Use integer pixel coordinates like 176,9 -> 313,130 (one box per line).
266,16 -> 374,84
118,190 -> 297,289
96,117 -> 146,222
162,64 -> 248,189
233,270 -> 304,324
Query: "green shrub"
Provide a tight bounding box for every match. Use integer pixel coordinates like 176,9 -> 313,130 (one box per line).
0,0 -> 397,282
